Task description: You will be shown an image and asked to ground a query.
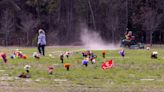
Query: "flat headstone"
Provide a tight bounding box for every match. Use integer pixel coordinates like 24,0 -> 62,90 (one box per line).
35,78 -> 44,82
35,79 -> 41,82
128,74 -> 135,78
140,79 -> 155,81
25,79 -> 32,82
0,82 -> 10,86
1,77 -> 14,81
14,77 -> 21,80
53,64 -> 59,66
3,74 -> 9,76
54,79 -> 67,82
0,70 -> 5,72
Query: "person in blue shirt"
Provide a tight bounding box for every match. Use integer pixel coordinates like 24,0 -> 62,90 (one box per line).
37,29 -> 46,56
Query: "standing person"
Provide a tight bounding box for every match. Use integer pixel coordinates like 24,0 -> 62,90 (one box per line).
38,29 -> 46,56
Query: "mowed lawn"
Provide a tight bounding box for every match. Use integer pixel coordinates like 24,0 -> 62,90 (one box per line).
0,46 -> 164,92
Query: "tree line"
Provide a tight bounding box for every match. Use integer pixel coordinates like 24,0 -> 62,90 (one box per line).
0,0 -> 164,46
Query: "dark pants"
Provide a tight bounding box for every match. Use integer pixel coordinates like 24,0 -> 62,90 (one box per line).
38,44 -> 45,56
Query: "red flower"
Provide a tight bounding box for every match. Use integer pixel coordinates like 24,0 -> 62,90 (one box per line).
102,51 -> 106,55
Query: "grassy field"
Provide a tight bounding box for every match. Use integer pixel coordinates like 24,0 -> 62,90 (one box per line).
0,46 -> 164,92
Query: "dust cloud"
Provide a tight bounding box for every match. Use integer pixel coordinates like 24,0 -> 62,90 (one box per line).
80,27 -> 119,50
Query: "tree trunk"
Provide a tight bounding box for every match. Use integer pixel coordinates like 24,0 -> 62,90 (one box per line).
5,32 -> 8,46
88,0 -> 96,30
112,30 -> 115,43
146,31 -> 150,44
126,0 -> 128,29
57,0 -> 61,22
26,32 -> 29,46
159,31 -> 162,44
150,31 -> 153,46
36,0 -> 41,22
111,25 -> 115,43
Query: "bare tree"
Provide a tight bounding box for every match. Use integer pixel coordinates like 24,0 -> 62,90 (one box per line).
141,7 -> 162,46
0,9 -> 15,46
0,0 -> 21,11
105,0 -> 120,43
19,13 -> 38,46
111,17 -> 119,43
0,0 -> 21,46
88,0 -> 96,30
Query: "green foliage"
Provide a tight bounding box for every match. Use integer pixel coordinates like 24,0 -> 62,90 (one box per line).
75,0 -> 89,18
26,0 -> 39,6
46,0 -> 58,13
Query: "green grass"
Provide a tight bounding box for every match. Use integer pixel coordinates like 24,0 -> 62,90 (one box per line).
0,46 -> 164,92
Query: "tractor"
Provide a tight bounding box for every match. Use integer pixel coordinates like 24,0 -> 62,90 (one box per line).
120,31 -> 144,49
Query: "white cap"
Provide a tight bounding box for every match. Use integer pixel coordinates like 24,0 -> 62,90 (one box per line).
39,29 -> 45,34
